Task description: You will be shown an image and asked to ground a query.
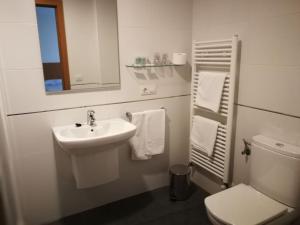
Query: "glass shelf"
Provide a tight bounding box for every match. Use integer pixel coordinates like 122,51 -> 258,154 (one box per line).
126,63 -> 183,68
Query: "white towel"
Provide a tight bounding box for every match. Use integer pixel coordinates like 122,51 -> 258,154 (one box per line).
129,109 -> 165,160
195,71 -> 227,112
190,116 -> 219,157
129,112 -> 151,160
145,109 -> 165,155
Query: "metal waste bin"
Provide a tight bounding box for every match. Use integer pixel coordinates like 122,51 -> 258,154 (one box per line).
169,164 -> 191,201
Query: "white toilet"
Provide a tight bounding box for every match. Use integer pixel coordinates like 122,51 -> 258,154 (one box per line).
205,135 -> 300,225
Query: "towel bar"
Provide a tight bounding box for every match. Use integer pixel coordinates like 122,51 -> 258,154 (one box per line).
125,107 -> 166,121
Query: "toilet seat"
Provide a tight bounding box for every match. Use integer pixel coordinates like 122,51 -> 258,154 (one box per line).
205,184 -> 288,225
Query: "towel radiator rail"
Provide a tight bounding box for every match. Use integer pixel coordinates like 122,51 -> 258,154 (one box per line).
190,35 -> 239,185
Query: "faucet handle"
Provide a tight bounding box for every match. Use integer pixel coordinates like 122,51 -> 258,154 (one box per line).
87,110 -> 95,116
87,110 -> 96,127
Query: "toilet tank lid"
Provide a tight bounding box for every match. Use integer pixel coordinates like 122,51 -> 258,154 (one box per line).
252,135 -> 300,159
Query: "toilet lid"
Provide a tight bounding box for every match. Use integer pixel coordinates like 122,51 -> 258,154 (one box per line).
205,184 -> 288,225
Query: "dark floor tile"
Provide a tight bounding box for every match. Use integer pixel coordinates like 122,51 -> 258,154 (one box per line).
140,207 -> 212,225
291,218 -> 300,225
138,185 -> 208,221
82,205 -> 145,225
47,213 -> 85,225
81,191 -> 154,225
46,184 -> 211,225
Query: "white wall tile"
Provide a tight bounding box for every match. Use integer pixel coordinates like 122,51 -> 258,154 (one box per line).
2,69 -> 45,113
238,65 -> 300,117
0,0 -> 36,23
118,0 -> 192,29
119,27 -> 192,68
0,65 -> 8,115
192,0 -> 251,29
251,0 -> 300,19
192,0 -> 233,27
16,152 -> 61,223
0,23 -> 41,69
0,81 -> 20,225
246,13 -> 300,66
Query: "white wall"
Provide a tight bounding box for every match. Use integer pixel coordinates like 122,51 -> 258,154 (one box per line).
0,66 -> 23,225
0,0 -> 192,115
7,97 -> 191,224
0,0 -> 193,224
192,0 -> 300,192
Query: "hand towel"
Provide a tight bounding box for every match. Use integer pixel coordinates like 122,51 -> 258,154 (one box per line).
195,71 -> 227,112
145,109 -> 165,155
129,109 -> 165,160
129,112 -> 151,160
190,116 -> 219,157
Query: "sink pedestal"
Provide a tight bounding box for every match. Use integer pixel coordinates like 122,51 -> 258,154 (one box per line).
52,118 -> 136,189
71,146 -> 119,189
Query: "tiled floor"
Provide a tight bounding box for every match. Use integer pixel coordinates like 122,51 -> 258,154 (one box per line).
47,185 -> 212,225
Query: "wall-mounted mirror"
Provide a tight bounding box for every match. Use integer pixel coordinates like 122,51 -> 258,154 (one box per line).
35,0 -> 120,93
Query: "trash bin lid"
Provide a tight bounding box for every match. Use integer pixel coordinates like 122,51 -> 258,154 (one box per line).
170,164 -> 190,175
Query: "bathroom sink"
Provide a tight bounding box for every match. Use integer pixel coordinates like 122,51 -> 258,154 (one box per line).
53,118 -> 136,153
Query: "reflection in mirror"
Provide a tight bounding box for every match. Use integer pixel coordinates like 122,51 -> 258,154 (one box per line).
35,0 -> 120,93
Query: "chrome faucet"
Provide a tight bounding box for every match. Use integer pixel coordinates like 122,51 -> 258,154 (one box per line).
87,110 -> 96,127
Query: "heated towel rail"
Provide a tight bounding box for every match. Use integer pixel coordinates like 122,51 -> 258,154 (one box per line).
190,35 -> 239,185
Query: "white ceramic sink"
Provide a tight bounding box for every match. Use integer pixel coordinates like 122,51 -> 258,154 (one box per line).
53,118 -> 136,153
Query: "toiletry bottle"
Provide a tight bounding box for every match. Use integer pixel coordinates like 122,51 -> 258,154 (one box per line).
161,54 -> 168,65
153,53 -> 161,65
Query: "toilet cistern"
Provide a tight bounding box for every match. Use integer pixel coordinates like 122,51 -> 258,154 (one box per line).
87,110 -> 96,127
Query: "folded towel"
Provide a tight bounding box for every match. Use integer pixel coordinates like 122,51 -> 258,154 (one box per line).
190,116 -> 219,157
195,71 -> 227,112
145,109 -> 165,155
129,109 -> 165,160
